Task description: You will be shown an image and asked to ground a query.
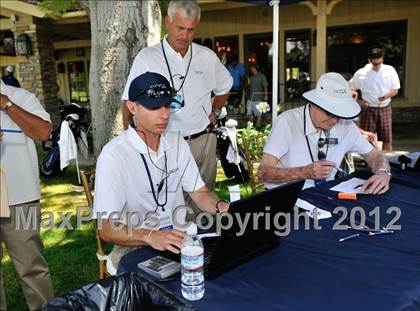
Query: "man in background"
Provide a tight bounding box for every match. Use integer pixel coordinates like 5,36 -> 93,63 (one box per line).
226,54 -> 245,114
246,65 -> 268,127
121,0 -> 232,214
1,66 -> 20,88
350,48 -> 400,151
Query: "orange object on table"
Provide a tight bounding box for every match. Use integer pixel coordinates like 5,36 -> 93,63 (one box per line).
338,192 -> 357,200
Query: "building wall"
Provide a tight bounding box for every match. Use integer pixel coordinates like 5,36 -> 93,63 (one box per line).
15,19 -> 59,125
197,0 -> 420,115
54,47 -> 91,106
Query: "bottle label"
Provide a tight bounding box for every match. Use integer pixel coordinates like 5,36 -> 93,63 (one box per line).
181,246 -> 204,270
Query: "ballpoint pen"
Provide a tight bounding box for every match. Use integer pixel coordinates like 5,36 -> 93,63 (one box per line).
368,230 -> 395,236
345,225 -> 371,233
338,233 -> 360,242
334,166 -> 349,176
0,129 -> 22,133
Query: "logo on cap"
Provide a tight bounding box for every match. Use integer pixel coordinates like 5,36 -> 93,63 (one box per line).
334,89 -> 348,94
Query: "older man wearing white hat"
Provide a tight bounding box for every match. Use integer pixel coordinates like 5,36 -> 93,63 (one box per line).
258,72 -> 391,194
1,65 -> 20,88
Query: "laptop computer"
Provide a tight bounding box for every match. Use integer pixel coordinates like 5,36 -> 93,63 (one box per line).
164,179 -> 304,279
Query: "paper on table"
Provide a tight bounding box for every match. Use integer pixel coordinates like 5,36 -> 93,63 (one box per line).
295,198 -> 332,219
329,177 -> 366,194
198,232 -> 220,239
229,184 -> 241,202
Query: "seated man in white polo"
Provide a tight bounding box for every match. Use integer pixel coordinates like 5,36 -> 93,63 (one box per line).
258,72 -> 391,194
93,72 -> 229,273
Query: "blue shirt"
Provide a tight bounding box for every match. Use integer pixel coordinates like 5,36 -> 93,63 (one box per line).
227,63 -> 245,89
2,75 -> 20,88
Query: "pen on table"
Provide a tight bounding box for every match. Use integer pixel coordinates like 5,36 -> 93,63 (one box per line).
345,225 -> 371,233
368,230 -> 395,236
312,192 -> 333,200
338,233 -> 360,242
354,184 -> 363,190
0,129 -> 22,133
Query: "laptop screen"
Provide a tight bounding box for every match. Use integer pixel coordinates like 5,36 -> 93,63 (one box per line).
203,179 -> 305,278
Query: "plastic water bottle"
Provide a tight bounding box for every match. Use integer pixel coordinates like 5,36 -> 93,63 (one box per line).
181,224 -> 205,301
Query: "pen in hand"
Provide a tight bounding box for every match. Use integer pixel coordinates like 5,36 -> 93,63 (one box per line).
334,166 -> 349,176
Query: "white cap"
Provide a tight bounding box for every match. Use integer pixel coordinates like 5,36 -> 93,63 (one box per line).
302,72 -> 361,119
6,66 -> 14,73
186,223 -> 198,235
225,118 -> 238,128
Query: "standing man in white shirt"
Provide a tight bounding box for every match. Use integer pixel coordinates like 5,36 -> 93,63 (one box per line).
94,72 -> 229,272
350,48 -> 400,151
258,73 -> 391,194
0,81 -> 54,310
121,0 -> 233,213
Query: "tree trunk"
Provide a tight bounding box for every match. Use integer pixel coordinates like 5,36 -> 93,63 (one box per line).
83,0 -> 161,157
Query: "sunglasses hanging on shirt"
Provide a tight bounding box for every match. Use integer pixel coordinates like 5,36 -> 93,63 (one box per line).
317,131 -> 329,161
161,40 -> 192,113
318,137 -> 339,148
304,104 -> 332,163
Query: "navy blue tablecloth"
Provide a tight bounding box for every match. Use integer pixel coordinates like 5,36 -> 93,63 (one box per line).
118,172 -> 420,311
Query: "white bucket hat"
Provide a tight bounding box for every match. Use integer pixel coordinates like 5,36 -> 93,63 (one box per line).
5,66 -> 14,73
302,72 -> 360,119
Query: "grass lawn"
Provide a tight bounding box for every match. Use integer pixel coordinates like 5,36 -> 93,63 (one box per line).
2,147 -> 257,310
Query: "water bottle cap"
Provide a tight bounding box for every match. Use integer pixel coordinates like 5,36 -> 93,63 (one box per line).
186,223 -> 198,235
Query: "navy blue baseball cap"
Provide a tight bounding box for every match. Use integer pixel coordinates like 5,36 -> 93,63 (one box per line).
128,72 -> 176,109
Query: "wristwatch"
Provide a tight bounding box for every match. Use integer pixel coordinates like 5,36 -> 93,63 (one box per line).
4,101 -> 13,113
377,168 -> 392,177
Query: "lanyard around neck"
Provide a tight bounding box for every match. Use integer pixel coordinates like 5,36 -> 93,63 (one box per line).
161,40 -> 193,92
303,104 -> 329,163
140,152 -> 168,211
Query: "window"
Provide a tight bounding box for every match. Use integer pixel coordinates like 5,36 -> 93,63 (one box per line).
215,35 -> 239,65
67,61 -> 89,103
244,32 -> 273,96
327,20 -> 406,95
285,29 -> 311,101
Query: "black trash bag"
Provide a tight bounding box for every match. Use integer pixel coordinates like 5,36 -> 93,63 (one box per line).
43,272 -> 197,311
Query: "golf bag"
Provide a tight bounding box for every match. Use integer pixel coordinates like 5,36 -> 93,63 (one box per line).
215,117 -> 249,183
40,102 -> 88,176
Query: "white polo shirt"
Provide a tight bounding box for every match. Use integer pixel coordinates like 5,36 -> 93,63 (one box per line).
350,63 -> 400,107
263,105 -> 373,189
0,84 -> 51,205
121,37 -> 233,137
92,126 -> 205,228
